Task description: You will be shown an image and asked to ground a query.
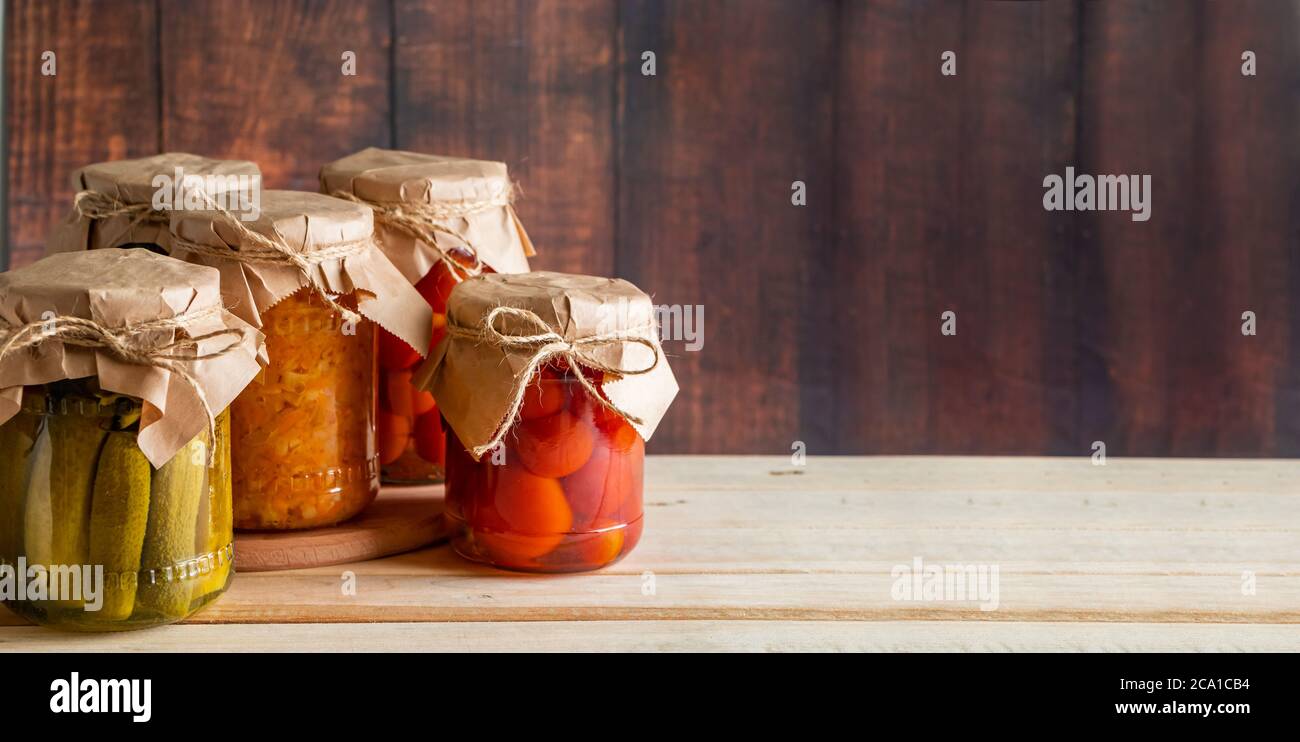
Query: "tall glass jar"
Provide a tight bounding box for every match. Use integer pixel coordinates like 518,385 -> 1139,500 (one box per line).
0,381 -> 232,631
443,365 -> 645,572
320,148 -> 536,486
378,250 -> 484,484
230,290 -> 379,530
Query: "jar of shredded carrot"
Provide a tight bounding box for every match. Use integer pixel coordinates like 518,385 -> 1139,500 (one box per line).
229,290 -> 378,529
168,190 -> 433,530
320,148 -> 536,485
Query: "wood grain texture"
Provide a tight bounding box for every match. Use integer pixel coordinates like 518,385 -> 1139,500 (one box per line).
3,456 -> 1294,645
4,1 -> 1300,456
828,0 -> 1079,455
5,620 -> 1298,652
1200,1 -> 1300,455
4,0 -> 160,269
618,0 -> 836,454
393,0 -> 617,276
1077,1 -> 1300,457
233,484 -> 448,572
159,0 -> 391,190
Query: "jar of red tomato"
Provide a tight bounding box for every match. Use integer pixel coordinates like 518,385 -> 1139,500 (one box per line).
320,148 -> 535,485
418,272 -> 678,572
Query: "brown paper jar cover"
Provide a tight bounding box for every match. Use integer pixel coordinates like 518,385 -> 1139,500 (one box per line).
417,271 -> 679,459
319,147 -> 534,283
0,249 -> 266,467
167,189 -> 432,355
45,152 -> 261,255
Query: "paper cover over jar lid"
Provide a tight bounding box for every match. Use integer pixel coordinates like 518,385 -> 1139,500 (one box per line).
0,248 -> 266,467
46,152 -> 261,254
416,271 -> 679,459
320,147 -> 534,283
168,189 -> 432,357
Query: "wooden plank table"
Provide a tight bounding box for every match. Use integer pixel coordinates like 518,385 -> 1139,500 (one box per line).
2,456 -> 1298,652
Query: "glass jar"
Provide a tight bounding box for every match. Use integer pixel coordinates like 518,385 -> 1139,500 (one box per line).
443,365 -> 645,572
378,250 -> 484,485
0,380 -> 232,631
231,290 -> 379,529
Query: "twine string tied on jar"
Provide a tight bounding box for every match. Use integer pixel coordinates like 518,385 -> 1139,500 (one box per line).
446,305 -> 660,458
72,190 -> 171,247
0,305 -> 246,464
169,192 -> 371,324
330,187 -> 516,285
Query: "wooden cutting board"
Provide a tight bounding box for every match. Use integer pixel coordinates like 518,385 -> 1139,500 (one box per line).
232,484 -> 451,572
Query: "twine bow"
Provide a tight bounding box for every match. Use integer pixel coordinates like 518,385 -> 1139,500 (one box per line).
0,305 -> 247,464
447,305 -> 660,458
330,188 -> 515,285
169,192 -> 370,324
72,190 -> 170,247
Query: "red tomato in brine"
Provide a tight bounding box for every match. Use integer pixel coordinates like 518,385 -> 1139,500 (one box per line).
412,388 -> 436,417
563,434 -> 644,529
378,330 -> 421,371
385,370 -> 414,419
515,410 -> 595,478
518,381 -> 567,421
413,409 -> 445,464
416,264 -> 458,314
472,461 -> 572,562
377,411 -> 410,466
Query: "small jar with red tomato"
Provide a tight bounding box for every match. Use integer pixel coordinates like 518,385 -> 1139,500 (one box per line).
321,148 -> 535,484
419,272 -> 679,573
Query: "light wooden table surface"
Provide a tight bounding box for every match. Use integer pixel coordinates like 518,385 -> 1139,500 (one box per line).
3,456 -> 1298,652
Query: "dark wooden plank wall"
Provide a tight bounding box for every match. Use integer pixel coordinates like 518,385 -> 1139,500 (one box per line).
392,0 -> 618,276
160,0 -> 392,192
5,0 -> 1299,457
828,1 -> 1079,455
5,0 -> 159,268
619,0 -> 836,454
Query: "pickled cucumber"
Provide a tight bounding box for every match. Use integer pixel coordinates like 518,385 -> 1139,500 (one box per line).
136,438 -> 206,619
0,415 -> 39,565
87,432 -> 151,621
21,423 -> 54,572
48,413 -> 109,568
97,392 -> 142,431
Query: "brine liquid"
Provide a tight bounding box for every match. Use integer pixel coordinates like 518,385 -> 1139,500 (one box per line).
443,370 -> 645,572
377,262 -> 457,484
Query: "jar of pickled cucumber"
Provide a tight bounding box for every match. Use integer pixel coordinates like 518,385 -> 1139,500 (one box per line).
0,249 -> 265,631
320,148 -> 535,485
1,383 -> 232,630
419,272 -> 678,573
168,190 -> 433,529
